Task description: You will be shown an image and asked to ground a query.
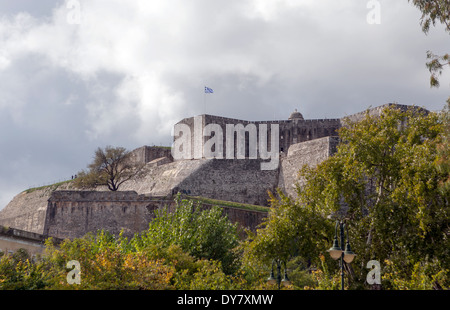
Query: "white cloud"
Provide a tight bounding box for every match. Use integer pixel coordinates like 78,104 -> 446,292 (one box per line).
0,0 -> 449,209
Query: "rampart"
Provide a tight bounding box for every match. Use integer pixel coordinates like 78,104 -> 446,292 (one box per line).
174,113 -> 341,159
130,146 -> 173,165
43,191 -> 267,240
278,136 -> 340,197
0,103 -> 426,242
0,226 -> 63,256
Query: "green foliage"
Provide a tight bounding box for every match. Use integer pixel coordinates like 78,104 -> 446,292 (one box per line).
39,232 -> 174,290
436,102 -> 450,195
187,195 -> 270,213
307,255 -> 343,290
244,105 -> 449,289
382,258 -> 449,290
333,107 -> 449,278
0,196 -> 254,290
0,249 -> 51,290
24,180 -> 72,194
242,190 -> 333,268
408,0 -> 449,88
408,0 -> 450,35
285,257 -> 318,289
132,195 -> 240,274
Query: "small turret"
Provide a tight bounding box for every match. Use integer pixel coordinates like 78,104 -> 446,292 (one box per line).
288,109 -> 304,120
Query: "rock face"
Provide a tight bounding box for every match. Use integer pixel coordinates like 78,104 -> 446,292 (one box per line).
0,104 -> 421,239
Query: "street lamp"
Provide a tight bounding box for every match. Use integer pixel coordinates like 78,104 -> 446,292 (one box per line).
267,259 -> 290,289
327,220 -> 356,290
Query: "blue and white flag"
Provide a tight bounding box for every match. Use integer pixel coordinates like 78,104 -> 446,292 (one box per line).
204,86 -> 214,93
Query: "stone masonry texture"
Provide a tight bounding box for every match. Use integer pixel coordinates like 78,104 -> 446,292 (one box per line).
0,104 -> 424,240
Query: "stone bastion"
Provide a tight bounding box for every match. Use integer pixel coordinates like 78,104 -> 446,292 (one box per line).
0,104 -> 416,240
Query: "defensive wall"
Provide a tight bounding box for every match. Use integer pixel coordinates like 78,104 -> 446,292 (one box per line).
0,226 -> 63,256
130,145 -> 173,165
0,185 -> 62,236
44,191 -> 267,240
174,113 -> 341,160
0,103 -> 424,243
0,134 -> 337,240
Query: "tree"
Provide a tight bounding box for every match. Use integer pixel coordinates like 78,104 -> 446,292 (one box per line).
244,105 -> 449,289
132,195 -> 240,274
436,102 -> 450,195
242,189 -> 333,269
40,229 -> 246,290
408,0 -> 449,88
332,107 -> 448,269
73,146 -> 143,191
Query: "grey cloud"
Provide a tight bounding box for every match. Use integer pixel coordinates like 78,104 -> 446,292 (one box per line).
0,0 -> 61,18
0,0 -> 449,210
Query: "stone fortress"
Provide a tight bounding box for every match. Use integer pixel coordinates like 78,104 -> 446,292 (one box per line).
0,103 -> 417,247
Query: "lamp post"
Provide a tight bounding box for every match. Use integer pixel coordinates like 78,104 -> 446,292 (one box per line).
327,220 -> 356,290
267,259 -> 290,289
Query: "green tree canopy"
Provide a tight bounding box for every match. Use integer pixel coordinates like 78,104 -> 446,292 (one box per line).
408,0 -> 449,88
131,195 -> 240,275
245,105 -> 449,289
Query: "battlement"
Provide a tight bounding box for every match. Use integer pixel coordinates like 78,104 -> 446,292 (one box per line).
174,112 -> 342,161
0,103 -> 428,242
48,190 -> 153,202
342,103 -> 428,124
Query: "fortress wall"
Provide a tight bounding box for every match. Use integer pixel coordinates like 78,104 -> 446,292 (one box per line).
279,136 -> 339,198
174,114 -> 341,159
43,191 -> 267,240
217,205 -> 267,234
342,103 -> 417,125
204,115 -> 279,159
130,146 -> 173,164
1,104 -> 425,241
0,183 -> 72,235
174,159 -> 279,206
0,227 -> 63,256
44,191 -> 166,239
278,119 -> 340,150
0,159 -> 272,240
122,156 -> 279,206
173,115 -> 205,160
119,159 -> 209,196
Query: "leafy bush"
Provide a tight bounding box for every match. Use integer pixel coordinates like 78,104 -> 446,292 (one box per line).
132,195 -> 240,274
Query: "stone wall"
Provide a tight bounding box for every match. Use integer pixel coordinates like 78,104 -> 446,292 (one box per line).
43,190 -> 267,240
130,146 -> 173,164
0,135 -> 341,240
0,103 -> 423,241
44,191 -> 164,239
174,159 -> 279,206
173,114 -> 341,160
0,182 -> 72,235
341,103 -> 426,125
0,227 -> 62,256
121,156 -> 279,206
278,136 -> 339,197
119,159 -> 209,196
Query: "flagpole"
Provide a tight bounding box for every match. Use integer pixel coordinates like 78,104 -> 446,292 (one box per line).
204,86 -> 213,115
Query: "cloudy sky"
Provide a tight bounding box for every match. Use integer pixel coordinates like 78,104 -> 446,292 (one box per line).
0,0 -> 448,209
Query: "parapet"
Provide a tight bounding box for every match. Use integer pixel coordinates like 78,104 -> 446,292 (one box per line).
48,190 -> 148,202
129,146 -> 173,165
